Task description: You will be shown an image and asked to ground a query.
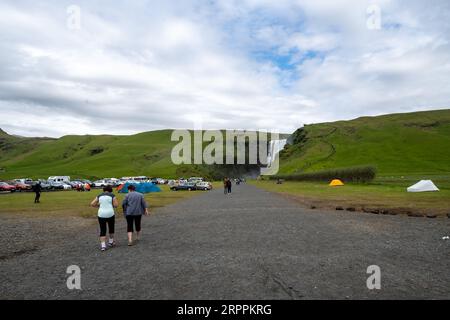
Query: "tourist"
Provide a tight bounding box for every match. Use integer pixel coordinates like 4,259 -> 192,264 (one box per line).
227,178 -> 232,194
122,184 -> 149,246
223,178 -> 228,195
91,185 -> 118,251
33,182 -> 42,203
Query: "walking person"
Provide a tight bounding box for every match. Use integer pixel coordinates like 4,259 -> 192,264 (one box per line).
226,178 -> 232,194
223,178 -> 228,195
91,185 -> 118,251
33,181 -> 42,204
122,184 -> 149,246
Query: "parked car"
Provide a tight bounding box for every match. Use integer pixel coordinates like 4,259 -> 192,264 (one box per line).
77,179 -> 92,188
167,180 -> 176,187
69,181 -> 81,188
0,182 -> 16,192
195,182 -> 212,191
155,178 -> 167,184
35,179 -> 52,189
93,180 -> 108,188
170,182 -> 197,191
188,177 -> 204,184
13,178 -> 34,185
105,179 -> 121,187
62,183 -> 72,190
35,180 -> 52,190
49,182 -> 65,190
10,181 -> 32,191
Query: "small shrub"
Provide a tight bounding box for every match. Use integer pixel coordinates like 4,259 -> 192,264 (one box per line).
270,165 -> 377,183
89,146 -> 104,156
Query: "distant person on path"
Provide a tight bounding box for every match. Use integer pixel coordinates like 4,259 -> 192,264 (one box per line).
122,184 -> 149,246
223,178 -> 228,195
90,185 -> 118,251
33,182 -> 42,204
226,178 -> 232,194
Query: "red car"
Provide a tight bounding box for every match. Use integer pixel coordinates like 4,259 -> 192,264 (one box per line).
0,182 -> 17,192
11,182 -> 32,191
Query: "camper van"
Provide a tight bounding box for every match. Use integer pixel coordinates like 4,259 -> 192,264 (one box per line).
48,176 -> 71,183
120,176 -> 148,182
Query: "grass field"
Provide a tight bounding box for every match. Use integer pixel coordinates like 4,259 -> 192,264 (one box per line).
0,185 -> 203,218
250,179 -> 450,216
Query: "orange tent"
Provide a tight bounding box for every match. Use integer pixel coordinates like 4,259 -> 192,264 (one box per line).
329,179 -> 344,186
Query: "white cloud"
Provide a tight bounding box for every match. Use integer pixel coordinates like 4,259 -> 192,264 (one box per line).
0,0 -> 449,137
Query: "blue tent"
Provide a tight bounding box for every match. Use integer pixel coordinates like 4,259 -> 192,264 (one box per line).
118,182 -> 161,194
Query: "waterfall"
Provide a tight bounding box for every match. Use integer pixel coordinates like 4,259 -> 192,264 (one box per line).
266,139 -> 287,167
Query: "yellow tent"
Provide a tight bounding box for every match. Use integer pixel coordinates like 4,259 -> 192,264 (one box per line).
329,179 -> 344,186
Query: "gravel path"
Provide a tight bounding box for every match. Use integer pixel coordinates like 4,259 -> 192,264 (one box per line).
1,184 -> 449,299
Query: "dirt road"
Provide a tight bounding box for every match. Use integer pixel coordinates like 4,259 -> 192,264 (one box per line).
1,184 -> 449,299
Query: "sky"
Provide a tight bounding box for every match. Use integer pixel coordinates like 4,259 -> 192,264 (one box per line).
0,0 -> 449,137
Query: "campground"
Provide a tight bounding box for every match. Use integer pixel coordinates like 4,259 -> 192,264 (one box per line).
250,177 -> 450,217
0,185 -> 202,219
1,179 -> 448,219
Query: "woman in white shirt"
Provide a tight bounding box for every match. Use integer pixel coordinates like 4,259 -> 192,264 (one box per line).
91,185 -> 119,251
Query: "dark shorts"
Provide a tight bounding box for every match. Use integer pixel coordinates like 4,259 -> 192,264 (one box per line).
98,216 -> 115,237
126,215 -> 142,233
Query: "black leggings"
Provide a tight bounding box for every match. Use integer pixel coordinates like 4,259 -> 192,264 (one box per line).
126,215 -> 142,233
98,216 -> 115,237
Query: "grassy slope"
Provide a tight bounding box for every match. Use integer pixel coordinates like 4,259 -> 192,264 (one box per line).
279,109 -> 450,178
0,129 -> 284,180
0,129 -> 55,165
0,130 -> 179,180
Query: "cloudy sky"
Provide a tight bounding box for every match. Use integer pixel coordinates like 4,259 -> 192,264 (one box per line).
0,0 -> 449,137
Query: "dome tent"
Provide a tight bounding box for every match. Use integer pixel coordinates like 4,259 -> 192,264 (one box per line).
407,180 -> 439,192
117,182 -> 161,194
329,179 -> 344,187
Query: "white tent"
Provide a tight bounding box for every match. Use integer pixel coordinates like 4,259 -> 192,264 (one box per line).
407,180 -> 439,192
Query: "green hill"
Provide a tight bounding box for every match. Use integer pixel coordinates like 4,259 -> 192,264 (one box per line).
279,109 -> 450,178
0,130 -> 267,180
1,109 -> 449,181
0,130 -> 180,179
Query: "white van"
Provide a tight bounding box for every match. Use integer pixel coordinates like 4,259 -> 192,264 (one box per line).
48,176 -> 71,183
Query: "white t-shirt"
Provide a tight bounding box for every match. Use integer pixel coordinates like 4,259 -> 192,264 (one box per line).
97,192 -> 115,218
